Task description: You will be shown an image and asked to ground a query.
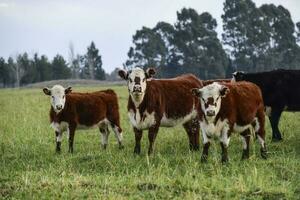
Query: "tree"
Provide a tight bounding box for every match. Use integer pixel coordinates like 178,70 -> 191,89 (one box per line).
126,8 -> 228,79
0,57 -> 11,87
51,54 -> 71,80
297,22 -> 300,44
222,0 -> 267,72
259,4 -> 299,69
33,54 -> 52,82
81,42 -> 105,80
174,8 -> 228,78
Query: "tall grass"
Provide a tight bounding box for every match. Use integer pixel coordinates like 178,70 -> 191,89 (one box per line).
0,86 -> 299,199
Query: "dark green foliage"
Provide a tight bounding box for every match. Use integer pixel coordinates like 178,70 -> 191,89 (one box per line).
222,0 -> 300,72
127,8 -> 228,79
0,41 -> 106,88
51,54 -> 71,80
34,54 -> 52,82
0,57 -> 15,87
81,41 -> 105,80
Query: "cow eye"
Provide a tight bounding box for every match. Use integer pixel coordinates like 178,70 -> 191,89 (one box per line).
129,78 -> 133,83
201,97 -> 205,102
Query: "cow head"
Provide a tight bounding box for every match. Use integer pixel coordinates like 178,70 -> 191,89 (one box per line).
232,71 -> 245,82
192,82 -> 229,120
118,67 -> 155,105
43,85 -> 72,113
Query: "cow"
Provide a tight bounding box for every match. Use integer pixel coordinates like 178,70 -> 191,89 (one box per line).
118,67 -> 202,155
191,82 -> 267,163
232,69 -> 300,141
43,85 -> 123,153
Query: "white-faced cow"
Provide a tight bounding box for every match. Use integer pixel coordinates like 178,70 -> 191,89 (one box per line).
43,85 -> 123,153
118,67 -> 202,155
232,69 -> 300,142
192,82 -> 267,163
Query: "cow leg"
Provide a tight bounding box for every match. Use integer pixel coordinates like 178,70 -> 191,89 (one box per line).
200,128 -> 211,162
256,109 -> 268,159
111,124 -> 124,149
148,126 -> 159,155
99,126 -> 110,150
68,125 -> 76,153
55,131 -> 62,153
183,119 -> 200,151
134,128 -> 143,154
220,127 -> 231,163
240,129 -> 251,160
269,108 -> 283,142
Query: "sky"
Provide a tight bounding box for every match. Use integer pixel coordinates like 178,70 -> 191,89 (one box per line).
0,0 -> 299,73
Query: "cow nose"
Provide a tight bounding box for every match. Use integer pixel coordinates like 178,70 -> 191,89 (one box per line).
206,110 -> 215,117
133,85 -> 142,93
56,105 -> 62,110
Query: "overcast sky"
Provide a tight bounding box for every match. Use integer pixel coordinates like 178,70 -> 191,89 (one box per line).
0,0 -> 299,73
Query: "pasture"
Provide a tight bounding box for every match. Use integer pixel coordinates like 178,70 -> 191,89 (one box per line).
0,85 -> 299,199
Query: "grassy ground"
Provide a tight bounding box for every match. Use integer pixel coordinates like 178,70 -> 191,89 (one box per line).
0,86 -> 299,199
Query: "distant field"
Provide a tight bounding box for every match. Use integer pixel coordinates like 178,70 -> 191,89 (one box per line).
0,85 -> 299,199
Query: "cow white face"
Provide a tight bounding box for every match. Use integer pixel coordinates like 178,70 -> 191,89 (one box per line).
118,67 -> 155,105
192,82 -> 229,120
43,85 -> 72,113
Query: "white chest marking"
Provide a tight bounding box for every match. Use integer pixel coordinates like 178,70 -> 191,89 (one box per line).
200,119 -> 229,138
160,110 -> 197,127
128,109 -> 156,130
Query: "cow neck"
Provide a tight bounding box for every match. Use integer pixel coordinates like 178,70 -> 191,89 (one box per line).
128,89 -> 149,117
204,113 -> 221,125
50,107 -> 62,122
50,100 -> 69,122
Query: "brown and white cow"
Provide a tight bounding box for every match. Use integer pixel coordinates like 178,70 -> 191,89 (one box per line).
191,82 -> 267,162
118,67 -> 202,155
43,85 -> 123,153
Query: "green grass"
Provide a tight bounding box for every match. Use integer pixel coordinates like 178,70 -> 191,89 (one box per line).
0,86 -> 299,199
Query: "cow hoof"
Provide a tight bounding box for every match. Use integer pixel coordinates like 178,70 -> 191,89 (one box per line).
241,150 -> 249,160
192,145 -> 200,151
102,144 -> 107,150
134,146 -> 141,154
55,150 -> 61,154
221,156 -> 229,163
271,137 -> 283,142
119,144 -> 124,150
200,155 -> 208,163
261,149 -> 268,159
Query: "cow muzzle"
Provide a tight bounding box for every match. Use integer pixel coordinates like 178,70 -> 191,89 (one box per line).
206,110 -> 215,117
56,105 -> 63,111
133,85 -> 142,93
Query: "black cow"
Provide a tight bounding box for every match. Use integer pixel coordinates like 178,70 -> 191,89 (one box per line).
232,69 -> 300,141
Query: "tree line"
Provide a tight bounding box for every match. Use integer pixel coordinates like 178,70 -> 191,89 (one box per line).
1,0 -> 300,87
0,41 -> 105,87
126,0 -> 300,79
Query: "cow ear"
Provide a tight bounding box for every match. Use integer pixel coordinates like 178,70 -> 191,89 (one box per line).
220,86 -> 229,97
118,69 -> 128,80
191,88 -> 202,97
65,86 -> 72,94
145,68 -> 156,79
43,87 -> 51,95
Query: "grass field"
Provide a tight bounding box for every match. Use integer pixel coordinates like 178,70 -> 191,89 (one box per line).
0,85 -> 300,199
